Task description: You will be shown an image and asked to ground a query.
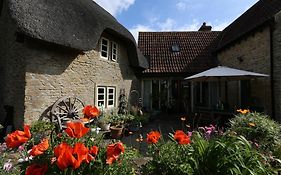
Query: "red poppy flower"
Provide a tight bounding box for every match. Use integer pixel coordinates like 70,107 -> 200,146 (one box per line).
54,142 -> 74,170
106,142 -> 125,165
86,145 -> 99,163
25,164 -> 48,175
6,125 -> 31,148
29,139 -> 49,156
83,105 -> 99,118
146,131 -> 161,144
54,142 -> 89,170
72,142 -> 89,169
65,122 -> 90,138
174,130 -> 191,145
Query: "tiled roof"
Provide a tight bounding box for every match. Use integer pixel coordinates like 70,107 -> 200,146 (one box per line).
217,0 -> 281,50
138,31 -> 221,75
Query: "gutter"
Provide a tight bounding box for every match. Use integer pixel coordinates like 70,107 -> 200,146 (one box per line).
269,19 -> 275,119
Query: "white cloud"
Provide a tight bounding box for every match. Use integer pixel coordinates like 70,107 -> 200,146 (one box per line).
177,20 -> 200,31
94,0 -> 135,16
129,24 -> 155,42
158,18 -> 177,31
176,2 -> 187,11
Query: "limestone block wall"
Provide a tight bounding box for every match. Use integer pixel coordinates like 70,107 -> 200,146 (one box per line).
0,1 -> 26,128
273,11 -> 281,122
23,39 -> 138,124
217,26 -> 272,115
0,1 -> 139,127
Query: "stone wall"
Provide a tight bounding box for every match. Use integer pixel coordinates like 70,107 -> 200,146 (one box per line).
217,26 -> 272,115
273,11 -> 281,122
0,2 -> 139,127
0,1 -> 26,128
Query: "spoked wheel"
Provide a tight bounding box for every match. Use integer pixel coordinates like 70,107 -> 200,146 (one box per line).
51,96 -> 85,130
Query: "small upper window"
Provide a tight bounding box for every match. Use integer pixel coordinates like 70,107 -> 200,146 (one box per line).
101,38 -> 109,59
171,44 -> 180,52
111,42 -> 118,62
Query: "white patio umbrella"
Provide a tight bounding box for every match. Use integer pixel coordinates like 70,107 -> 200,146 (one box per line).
184,66 -> 269,81
185,66 -> 269,110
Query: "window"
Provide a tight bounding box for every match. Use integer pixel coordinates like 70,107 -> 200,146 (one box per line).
111,42 -> 118,61
171,44 -> 180,52
97,87 -> 106,106
100,37 -> 118,62
101,38 -> 109,59
107,87 -> 115,107
96,86 -> 116,108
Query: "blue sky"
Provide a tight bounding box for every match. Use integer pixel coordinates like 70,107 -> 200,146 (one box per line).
94,0 -> 259,40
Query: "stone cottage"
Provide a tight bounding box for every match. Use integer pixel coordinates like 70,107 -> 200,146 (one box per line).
216,0 -> 281,120
0,0 -> 148,129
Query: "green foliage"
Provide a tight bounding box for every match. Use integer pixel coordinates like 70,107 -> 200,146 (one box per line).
229,112 -> 281,152
86,146 -> 140,175
98,115 -> 114,124
109,114 -> 135,125
143,132 -> 276,175
30,120 -> 56,133
143,142 -> 194,175
196,134 -> 274,175
130,113 -> 150,125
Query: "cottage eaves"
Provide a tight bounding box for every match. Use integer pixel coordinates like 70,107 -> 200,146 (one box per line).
7,0 -> 148,69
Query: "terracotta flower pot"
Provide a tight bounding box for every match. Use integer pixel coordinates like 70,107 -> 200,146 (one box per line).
110,126 -> 123,139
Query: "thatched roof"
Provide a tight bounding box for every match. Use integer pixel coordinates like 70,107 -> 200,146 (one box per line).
7,0 -> 148,69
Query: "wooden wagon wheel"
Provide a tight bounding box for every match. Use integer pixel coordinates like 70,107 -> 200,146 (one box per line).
51,96 -> 85,130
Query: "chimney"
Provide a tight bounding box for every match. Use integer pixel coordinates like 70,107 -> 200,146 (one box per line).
198,22 -> 212,31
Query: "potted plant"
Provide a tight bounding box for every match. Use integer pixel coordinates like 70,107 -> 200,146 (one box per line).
108,114 -> 133,139
110,124 -> 124,139
97,115 -> 112,131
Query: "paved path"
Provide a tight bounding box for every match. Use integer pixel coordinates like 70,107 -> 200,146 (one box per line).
121,113 -> 186,154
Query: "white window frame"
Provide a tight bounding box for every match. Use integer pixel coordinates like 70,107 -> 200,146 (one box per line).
97,87 -> 106,107
100,37 -> 109,59
107,87 -> 116,108
96,86 -> 116,108
111,41 -> 118,62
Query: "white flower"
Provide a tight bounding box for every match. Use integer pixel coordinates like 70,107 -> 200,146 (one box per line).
3,159 -> 13,172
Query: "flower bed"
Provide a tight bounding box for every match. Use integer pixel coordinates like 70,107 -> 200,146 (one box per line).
1,108 -> 281,174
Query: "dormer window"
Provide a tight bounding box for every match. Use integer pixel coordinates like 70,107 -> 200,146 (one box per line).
171,44 -> 180,52
111,41 -> 118,62
101,38 -> 109,59
100,37 -> 118,62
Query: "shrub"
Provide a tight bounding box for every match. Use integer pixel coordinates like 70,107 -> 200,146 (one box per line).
229,112 -> 281,152
142,131 -> 277,175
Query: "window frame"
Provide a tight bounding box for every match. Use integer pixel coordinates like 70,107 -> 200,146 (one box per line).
97,86 -> 106,107
111,41 -> 118,62
100,37 -> 109,59
96,86 -> 116,108
107,87 -> 116,108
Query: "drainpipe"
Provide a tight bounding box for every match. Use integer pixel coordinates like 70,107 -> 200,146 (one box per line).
269,22 -> 275,119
